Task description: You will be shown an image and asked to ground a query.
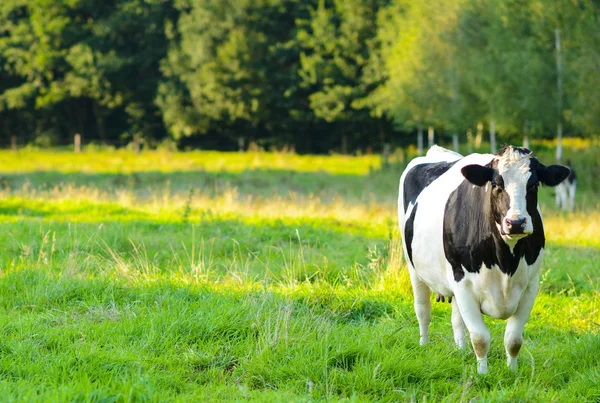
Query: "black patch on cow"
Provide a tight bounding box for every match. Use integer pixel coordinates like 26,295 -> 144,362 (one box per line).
404,202 -> 418,267
403,161 -> 458,213
443,160 -> 545,281
567,168 -> 576,184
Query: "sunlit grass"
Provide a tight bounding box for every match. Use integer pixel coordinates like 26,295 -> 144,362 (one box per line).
0,149 -> 390,175
0,147 -> 598,401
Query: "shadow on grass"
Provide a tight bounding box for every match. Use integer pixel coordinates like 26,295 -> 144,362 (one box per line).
0,168 -> 404,203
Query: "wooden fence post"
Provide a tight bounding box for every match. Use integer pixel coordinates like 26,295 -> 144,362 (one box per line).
427,127 -> 435,148
11,136 -> 17,151
134,133 -> 141,155
382,143 -> 391,168
74,134 -> 81,153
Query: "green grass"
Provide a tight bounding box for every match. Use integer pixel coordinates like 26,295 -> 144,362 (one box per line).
0,145 -> 598,402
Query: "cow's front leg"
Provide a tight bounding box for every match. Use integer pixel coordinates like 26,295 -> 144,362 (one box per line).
505,279 -> 539,371
408,267 -> 431,345
454,288 -> 490,374
451,298 -> 466,350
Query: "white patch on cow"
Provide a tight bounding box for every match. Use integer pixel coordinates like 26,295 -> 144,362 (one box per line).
399,151 -> 495,295
457,251 -> 543,320
496,148 -> 534,235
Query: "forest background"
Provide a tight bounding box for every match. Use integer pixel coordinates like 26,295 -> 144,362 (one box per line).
1,0 -> 599,154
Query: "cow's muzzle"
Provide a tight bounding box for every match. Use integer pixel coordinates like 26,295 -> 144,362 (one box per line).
503,216 -> 530,236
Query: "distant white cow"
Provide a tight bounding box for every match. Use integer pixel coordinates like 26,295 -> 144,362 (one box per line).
555,161 -> 576,211
398,145 -> 570,374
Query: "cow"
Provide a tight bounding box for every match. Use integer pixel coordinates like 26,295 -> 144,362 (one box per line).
398,145 -> 570,374
555,160 -> 577,211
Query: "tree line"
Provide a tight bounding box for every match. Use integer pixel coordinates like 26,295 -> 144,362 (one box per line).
0,0 -> 598,154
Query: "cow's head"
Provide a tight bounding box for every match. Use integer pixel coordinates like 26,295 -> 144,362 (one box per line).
461,146 -> 570,241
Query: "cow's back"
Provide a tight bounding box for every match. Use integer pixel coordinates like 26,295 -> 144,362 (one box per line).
398,146 -> 462,227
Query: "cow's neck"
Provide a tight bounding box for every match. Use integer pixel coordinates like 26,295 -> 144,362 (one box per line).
487,206 -> 545,275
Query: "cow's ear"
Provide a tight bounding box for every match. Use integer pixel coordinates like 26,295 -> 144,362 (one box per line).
538,164 -> 570,187
461,164 -> 494,186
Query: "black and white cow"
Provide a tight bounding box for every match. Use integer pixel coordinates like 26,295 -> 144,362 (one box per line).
398,145 -> 570,374
555,160 -> 577,211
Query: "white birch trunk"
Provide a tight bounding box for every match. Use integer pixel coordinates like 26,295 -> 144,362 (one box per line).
556,122 -> 563,163
555,28 -> 564,163
490,120 -> 497,153
427,126 -> 434,148
452,134 -> 459,153
475,122 -> 483,149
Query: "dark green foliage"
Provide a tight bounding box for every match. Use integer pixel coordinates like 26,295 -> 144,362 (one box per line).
1,0 -> 599,151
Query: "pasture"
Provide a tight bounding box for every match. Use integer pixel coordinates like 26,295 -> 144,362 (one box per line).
0,143 -> 598,402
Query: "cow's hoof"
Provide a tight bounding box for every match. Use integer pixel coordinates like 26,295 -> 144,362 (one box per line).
477,359 -> 488,374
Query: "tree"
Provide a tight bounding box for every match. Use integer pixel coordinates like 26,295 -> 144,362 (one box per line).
296,0 -> 392,152
376,0 -> 467,151
158,0 -> 312,149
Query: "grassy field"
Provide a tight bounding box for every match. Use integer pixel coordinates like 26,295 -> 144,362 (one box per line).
0,142 -> 598,402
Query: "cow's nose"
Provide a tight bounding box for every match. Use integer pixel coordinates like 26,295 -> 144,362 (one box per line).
504,217 -> 527,234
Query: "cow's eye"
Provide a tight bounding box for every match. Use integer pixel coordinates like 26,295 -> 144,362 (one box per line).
528,184 -> 539,191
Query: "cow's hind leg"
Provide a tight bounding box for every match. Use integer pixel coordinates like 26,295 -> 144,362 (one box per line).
505,280 -> 539,371
451,298 -> 466,350
408,267 -> 431,345
568,182 -> 576,211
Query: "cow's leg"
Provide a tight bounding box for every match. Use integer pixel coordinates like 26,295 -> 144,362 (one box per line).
451,298 -> 466,350
556,183 -> 568,211
408,267 -> 431,345
454,289 -> 490,374
568,182 -> 576,211
504,280 -> 539,371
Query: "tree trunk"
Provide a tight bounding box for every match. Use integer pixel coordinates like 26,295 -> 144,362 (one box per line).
134,133 -> 141,155
74,134 -> 81,153
467,129 -> 473,154
417,125 -> 424,155
556,122 -> 563,163
427,126 -> 434,148
475,122 -> 483,149
452,134 -> 459,153
555,28 -> 564,163
341,134 -> 348,154
490,120 -> 497,153
93,101 -> 106,142
76,101 -> 86,141
382,143 -> 391,167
